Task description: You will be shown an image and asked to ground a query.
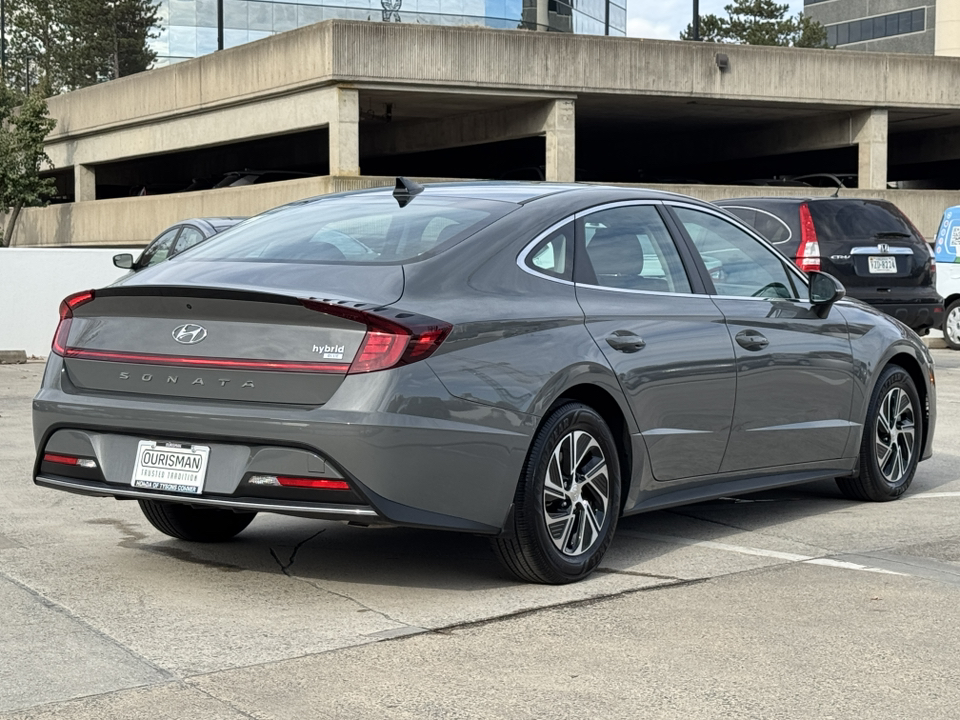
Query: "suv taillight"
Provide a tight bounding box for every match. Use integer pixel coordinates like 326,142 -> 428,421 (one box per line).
299,298 -> 452,375
797,203 -> 821,273
52,290 -> 95,356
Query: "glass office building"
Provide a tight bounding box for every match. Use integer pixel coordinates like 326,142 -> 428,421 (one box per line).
152,0 -> 626,65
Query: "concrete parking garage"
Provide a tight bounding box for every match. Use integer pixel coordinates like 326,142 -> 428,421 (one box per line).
11,20 -> 960,246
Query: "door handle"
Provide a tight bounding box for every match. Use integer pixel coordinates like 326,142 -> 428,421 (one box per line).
735,329 -> 769,351
606,331 -> 645,353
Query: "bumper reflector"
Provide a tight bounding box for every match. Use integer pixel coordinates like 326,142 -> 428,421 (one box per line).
43,453 -> 98,469
249,474 -> 350,490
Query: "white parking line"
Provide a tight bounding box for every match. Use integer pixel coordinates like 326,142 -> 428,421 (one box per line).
907,492 -> 960,499
625,531 -> 904,575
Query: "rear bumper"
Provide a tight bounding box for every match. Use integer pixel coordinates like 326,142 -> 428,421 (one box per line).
33,357 -> 536,534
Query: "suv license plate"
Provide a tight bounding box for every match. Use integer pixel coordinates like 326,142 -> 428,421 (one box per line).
868,256 -> 897,274
132,441 -> 210,495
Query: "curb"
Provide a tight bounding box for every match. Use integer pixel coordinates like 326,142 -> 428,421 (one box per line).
0,350 -> 27,364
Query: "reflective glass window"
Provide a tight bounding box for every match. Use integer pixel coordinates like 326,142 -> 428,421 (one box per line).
582,206 -> 692,293
674,208 -> 798,299
196,0 -> 217,26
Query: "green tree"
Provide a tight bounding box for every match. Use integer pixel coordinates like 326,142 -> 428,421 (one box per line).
4,0 -> 160,94
681,0 -> 830,48
0,87 -> 57,247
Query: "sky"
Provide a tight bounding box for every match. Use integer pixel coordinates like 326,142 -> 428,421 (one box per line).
626,0 -> 806,40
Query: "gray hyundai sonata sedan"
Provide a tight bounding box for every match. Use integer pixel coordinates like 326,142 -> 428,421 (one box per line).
33,181 -> 936,584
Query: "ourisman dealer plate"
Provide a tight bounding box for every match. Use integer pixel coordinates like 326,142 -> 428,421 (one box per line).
132,440 -> 210,495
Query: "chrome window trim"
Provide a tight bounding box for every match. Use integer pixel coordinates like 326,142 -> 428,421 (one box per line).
574,283 -> 707,300
665,200 -> 811,294
516,217 -> 578,286
850,246 -> 915,255
716,205 -> 793,245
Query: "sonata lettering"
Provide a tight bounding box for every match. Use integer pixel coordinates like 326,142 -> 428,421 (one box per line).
116,372 -> 255,389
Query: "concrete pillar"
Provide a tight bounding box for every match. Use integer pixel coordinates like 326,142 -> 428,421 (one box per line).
544,99 -> 575,182
536,0 -> 549,30
74,164 -> 96,202
853,109 -> 888,190
328,87 -> 360,176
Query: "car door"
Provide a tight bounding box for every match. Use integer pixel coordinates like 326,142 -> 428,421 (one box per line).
574,202 -> 737,482
668,203 -> 856,473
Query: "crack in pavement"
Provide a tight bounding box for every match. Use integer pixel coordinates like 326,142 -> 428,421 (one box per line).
268,529 -> 326,576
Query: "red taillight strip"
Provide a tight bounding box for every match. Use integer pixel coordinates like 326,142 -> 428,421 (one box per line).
276,476 -> 351,490
59,347 -> 351,374
43,453 -> 80,466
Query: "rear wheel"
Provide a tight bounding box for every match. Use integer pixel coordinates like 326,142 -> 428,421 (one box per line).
139,499 -> 256,542
944,299 -> 960,350
493,402 -> 620,584
836,364 -> 921,502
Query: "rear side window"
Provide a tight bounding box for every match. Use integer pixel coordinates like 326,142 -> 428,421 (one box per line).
723,207 -> 792,245
525,223 -> 574,281
807,200 -> 920,242
188,195 -> 514,264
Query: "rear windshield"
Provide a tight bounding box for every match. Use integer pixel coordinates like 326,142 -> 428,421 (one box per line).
808,200 -> 920,242
185,194 -> 514,265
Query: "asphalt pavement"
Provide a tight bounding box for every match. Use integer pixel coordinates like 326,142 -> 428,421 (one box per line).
2,348 -> 959,719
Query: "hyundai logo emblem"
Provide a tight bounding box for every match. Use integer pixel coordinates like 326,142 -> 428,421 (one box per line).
172,324 -> 208,345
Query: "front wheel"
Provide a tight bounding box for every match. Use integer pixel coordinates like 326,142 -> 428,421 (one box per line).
836,364 -> 922,502
944,299 -> 960,351
493,402 -> 621,584
139,499 -> 256,542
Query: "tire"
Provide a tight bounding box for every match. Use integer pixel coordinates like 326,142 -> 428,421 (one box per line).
944,299 -> 960,351
139,499 -> 256,542
836,364 -> 922,502
493,402 -> 621,584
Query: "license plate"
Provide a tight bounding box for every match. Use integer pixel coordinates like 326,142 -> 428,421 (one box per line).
132,441 -> 210,495
868,256 -> 897,274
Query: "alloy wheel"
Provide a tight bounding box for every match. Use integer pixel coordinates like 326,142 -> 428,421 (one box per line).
875,386 -> 916,485
542,430 -> 610,557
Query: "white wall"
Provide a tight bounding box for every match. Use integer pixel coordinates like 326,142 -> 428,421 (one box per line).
1,248 -> 140,357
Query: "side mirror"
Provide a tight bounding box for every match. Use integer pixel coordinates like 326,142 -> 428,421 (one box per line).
113,253 -> 134,270
808,271 -> 845,313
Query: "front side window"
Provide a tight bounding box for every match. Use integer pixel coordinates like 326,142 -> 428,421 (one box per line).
673,207 -> 800,299
580,205 -> 691,293
174,226 -> 206,255
138,228 -> 180,268
187,195 -> 514,265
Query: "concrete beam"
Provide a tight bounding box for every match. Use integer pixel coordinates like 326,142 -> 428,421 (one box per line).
363,98 -> 576,181
662,111 -> 885,167
329,87 -> 360,176
853,109 -> 887,190
75,165 -> 96,202
363,100 -> 572,158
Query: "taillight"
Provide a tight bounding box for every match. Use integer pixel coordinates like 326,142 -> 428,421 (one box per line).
249,474 -> 350,490
797,203 -> 821,273
299,298 -> 452,375
43,453 -> 98,469
52,290 -> 95,356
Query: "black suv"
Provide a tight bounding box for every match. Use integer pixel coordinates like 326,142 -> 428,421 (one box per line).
715,197 -> 942,334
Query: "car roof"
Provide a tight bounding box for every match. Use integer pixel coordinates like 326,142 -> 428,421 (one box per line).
308,181 -> 715,206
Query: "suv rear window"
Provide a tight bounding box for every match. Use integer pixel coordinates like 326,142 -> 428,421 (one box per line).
807,200 -> 919,242
186,195 -> 513,265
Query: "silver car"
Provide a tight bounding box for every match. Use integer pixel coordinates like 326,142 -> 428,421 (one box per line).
33,181 -> 936,584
